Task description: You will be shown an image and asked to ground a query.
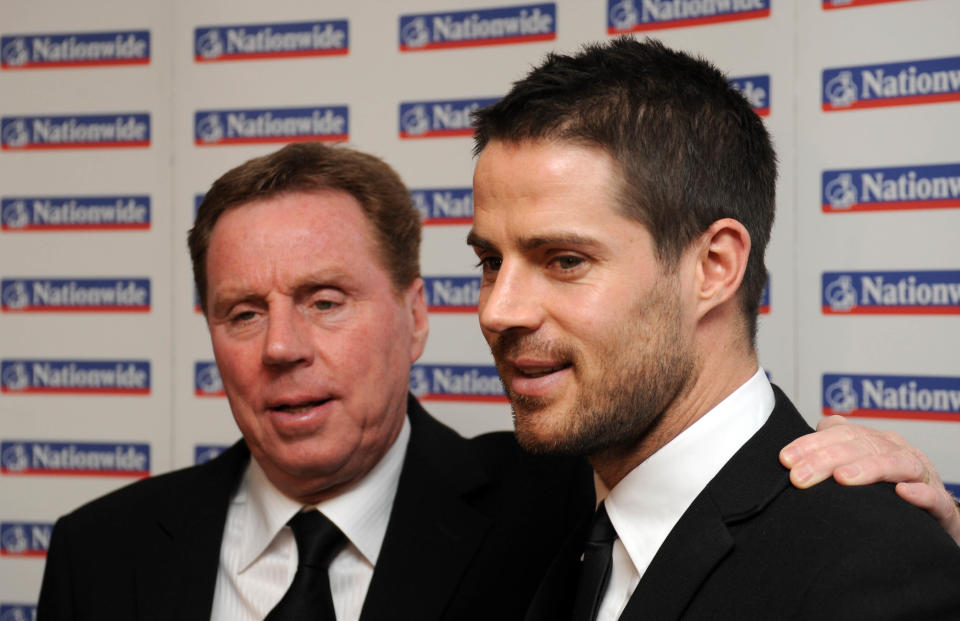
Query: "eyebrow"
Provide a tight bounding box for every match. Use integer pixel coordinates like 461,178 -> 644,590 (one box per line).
466,230 -> 603,253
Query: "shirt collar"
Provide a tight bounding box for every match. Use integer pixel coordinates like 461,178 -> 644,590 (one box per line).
598,368 -> 774,578
237,415 -> 411,572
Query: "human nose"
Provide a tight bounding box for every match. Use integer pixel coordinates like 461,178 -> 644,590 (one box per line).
478,261 -> 543,335
262,304 -> 314,366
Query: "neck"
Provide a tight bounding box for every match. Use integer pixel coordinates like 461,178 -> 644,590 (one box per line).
590,345 -> 758,491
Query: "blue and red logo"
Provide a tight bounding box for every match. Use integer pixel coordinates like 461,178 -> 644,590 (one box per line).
823,55 -> 960,111
823,374 -> 960,422
2,360 -> 150,395
730,74 -> 770,116
0,604 -> 36,621
607,0 -> 770,33
822,270 -> 960,314
195,444 -> 229,464
822,0 -> 918,9
1,441 -> 150,477
400,4 -> 555,51
195,20 -> 347,62
759,280 -> 770,314
1,522 -> 52,557
424,276 -> 480,312
410,364 -> 506,402
2,30 -> 149,69
194,361 -> 225,397
2,195 -> 150,231
411,187 -> 473,224
2,114 -> 150,150
399,98 -> 498,139
822,163 -> 960,213
194,106 -> 348,146
1,278 -> 150,312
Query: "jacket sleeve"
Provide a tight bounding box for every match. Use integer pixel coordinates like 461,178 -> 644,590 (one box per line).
36,515 -> 75,621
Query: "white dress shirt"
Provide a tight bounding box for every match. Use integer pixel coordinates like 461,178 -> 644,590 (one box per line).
594,369 -> 775,621
210,417 -> 410,621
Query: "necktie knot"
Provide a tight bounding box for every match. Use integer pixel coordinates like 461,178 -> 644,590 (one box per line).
586,502 -> 618,545
288,510 -> 346,570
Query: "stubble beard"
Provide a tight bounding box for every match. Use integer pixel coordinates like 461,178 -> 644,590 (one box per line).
494,277 -> 694,458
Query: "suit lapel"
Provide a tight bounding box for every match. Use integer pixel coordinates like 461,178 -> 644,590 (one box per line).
360,396 -> 492,621
136,440 -> 249,621
617,386 -> 808,621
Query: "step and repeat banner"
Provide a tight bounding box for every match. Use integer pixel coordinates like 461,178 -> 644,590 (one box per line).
1,0 -> 958,611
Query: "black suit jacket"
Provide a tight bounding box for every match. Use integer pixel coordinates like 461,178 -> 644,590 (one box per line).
525,386 -> 960,621
38,395 -> 593,621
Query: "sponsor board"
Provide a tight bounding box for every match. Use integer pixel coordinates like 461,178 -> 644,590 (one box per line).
823,373 -> 960,422
822,270 -> 960,314
947,482 -> 960,499
194,20 -> 347,61
399,4 -> 555,51
194,361 -> 225,397
607,0 -> 770,33
1,195 -> 150,231
823,0 -> 917,9
1,114 -> 150,150
730,74 -> 770,116
411,187 -> 473,224
410,364 -> 507,402
0,522 -> 52,557
1,441 -> 150,477
1,360 -> 150,395
0,604 -> 36,621
195,444 -> 229,464
822,163 -> 960,213
399,97 -> 498,139
1,278 -> 150,312
823,55 -> 960,111
1,30 -> 149,69
423,276 -> 480,312
194,106 -> 348,146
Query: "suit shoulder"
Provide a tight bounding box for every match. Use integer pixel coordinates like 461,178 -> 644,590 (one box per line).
468,430 -> 591,483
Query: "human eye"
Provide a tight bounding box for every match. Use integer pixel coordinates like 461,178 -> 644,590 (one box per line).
308,288 -> 345,313
474,256 -> 503,273
549,255 -> 585,271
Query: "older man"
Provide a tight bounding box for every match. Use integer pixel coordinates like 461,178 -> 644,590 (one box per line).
468,38 -> 960,620
37,137 -> 955,620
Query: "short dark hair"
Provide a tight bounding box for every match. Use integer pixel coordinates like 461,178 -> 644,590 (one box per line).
472,37 -> 777,342
188,142 -> 421,315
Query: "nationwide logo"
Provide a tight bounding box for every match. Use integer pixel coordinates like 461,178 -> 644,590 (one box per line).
822,163 -> 960,213
399,3 -> 555,51
195,361 -> 225,397
399,97 -> 498,139
194,19 -> 348,62
0,522 -> 52,557
823,55 -> 960,111
0,604 -> 36,621
1,441 -> 150,477
195,444 -> 229,464
822,270 -> 960,314
759,280 -> 770,314
1,113 -> 150,150
607,0 -> 770,33
1,360 -> 150,395
1,30 -> 149,69
1,278 -> 150,312
823,373 -> 960,422
730,74 -> 770,116
1,195 -> 150,231
822,0 -> 916,9
410,364 -> 507,402
424,276 -> 480,312
194,106 -> 348,146
411,187 -> 473,224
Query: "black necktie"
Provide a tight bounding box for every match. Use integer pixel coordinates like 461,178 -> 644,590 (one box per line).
265,510 -> 347,621
571,502 -> 619,621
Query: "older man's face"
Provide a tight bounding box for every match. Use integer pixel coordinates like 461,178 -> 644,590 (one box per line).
205,191 -> 428,501
469,140 -> 696,457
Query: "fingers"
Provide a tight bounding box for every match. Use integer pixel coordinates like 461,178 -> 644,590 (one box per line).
780,418 -> 927,489
896,482 -> 960,545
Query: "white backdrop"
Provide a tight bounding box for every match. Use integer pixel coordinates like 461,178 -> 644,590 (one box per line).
2,0 -> 958,612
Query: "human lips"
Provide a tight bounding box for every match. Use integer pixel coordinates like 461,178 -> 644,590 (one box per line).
504,357 -> 572,398
264,395 -> 336,435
